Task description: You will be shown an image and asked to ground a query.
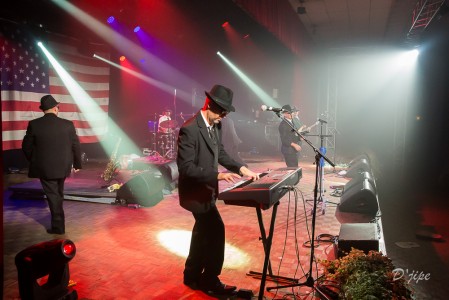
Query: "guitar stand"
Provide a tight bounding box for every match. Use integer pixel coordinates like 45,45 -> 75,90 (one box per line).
306,160 -> 338,216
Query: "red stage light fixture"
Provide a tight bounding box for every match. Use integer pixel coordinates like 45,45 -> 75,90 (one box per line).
243,34 -> 250,39
63,242 -> 75,256
119,56 -> 126,62
15,239 -> 77,299
222,21 -> 229,28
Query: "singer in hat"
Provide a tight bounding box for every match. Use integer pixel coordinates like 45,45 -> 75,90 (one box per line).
279,104 -> 302,167
177,84 -> 259,295
22,95 -> 82,234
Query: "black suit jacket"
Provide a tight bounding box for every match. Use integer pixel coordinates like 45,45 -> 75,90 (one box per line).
177,112 -> 243,213
22,113 -> 82,179
279,119 -> 301,155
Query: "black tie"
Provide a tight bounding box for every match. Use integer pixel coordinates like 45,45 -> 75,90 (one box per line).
209,127 -> 218,168
209,127 -> 217,143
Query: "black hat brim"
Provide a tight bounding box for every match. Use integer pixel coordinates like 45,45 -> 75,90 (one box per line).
205,91 -> 235,112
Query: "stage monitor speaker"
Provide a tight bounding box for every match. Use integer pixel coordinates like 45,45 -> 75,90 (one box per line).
344,171 -> 376,192
337,223 -> 379,258
158,160 -> 179,191
348,154 -> 370,166
116,170 -> 165,207
346,158 -> 371,178
339,179 -> 378,215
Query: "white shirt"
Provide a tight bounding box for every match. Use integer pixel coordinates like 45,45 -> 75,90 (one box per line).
158,115 -> 171,133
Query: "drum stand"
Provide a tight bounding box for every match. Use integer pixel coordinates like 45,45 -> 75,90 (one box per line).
163,133 -> 177,160
148,116 -> 159,154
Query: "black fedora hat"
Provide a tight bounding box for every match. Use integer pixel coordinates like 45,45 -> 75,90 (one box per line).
39,95 -> 60,111
282,104 -> 293,113
205,84 -> 235,112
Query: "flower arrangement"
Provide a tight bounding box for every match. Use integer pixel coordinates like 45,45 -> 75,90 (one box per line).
318,248 -> 414,299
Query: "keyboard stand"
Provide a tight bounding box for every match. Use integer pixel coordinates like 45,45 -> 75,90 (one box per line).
247,202 -> 299,300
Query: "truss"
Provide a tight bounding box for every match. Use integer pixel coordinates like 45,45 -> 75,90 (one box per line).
406,0 -> 446,46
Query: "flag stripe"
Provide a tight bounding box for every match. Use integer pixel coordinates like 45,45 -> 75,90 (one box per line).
2,100 -> 109,113
2,118 -> 106,131
2,110 -> 108,123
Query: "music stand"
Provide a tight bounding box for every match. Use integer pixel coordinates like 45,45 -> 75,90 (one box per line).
265,111 -> 335,297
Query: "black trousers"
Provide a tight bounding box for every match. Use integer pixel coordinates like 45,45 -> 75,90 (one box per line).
283,152 -> 299,167
40,178 -> 66,232
184,205 -> 225,284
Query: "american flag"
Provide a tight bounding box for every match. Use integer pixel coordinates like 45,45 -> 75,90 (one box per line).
1,23 -> 110,151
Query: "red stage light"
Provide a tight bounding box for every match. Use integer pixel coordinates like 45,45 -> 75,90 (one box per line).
62,242 -> 75,256
222,21 -> 229,28
243,34 -> 250,39
119,56 -> 126,62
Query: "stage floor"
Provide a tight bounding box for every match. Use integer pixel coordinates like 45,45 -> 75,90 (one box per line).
3,154 -> 448,299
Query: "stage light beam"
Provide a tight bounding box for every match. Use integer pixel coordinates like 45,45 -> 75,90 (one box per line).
94,54 -> 188,100
217,51 -> 278,107
51,0 -> 201,105
37,42 -> 141,159
157,230 -> 250,268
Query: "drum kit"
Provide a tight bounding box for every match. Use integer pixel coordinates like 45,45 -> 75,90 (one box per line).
147,112 -> 193,160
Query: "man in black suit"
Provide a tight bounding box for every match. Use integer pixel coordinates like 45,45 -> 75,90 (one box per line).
177,84 -> 259,295
22,95 -> 82,234
279,104 -> 302,167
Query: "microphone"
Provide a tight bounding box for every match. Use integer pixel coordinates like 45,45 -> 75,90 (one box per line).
261,105 -> 285,113
318,118 -> 327,124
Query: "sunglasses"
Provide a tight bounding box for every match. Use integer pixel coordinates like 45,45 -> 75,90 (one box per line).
209,103 -> 229,116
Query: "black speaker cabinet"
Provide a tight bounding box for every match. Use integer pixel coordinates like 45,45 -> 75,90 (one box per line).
339,178 -> 378,215
348,154 -> 370,166
158,160 -> 179,191
344,171 -> 376,192
116,170 -> 165,207
338,223 -> 379,258
346,157 -> 371,178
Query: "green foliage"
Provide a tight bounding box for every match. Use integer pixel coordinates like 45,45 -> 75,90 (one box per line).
319,248 -> 414,300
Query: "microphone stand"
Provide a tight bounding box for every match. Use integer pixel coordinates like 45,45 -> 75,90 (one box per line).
266,112 -> 335,295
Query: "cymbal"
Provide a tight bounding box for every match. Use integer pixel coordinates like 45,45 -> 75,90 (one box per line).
159,119 -> 178,129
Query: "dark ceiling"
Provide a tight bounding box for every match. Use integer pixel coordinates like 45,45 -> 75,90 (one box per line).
4,0 -> 447,51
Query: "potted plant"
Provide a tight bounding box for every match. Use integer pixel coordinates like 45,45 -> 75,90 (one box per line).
318,248 -> 414,299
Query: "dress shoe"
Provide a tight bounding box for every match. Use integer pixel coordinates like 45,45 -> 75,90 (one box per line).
200,280 -> 237,295
46,228 -> 65,234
